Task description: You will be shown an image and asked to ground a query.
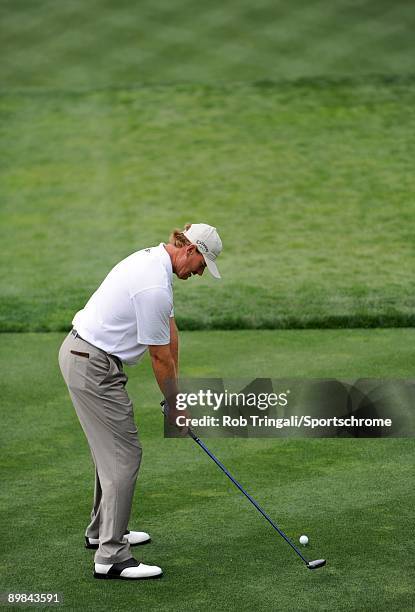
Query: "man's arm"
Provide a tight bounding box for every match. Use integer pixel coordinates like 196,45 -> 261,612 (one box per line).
148,344 -> 177,403
148,343 -> 188,434
169,316 -> 179,375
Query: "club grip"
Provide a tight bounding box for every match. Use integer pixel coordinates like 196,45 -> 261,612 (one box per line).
160,399 -> 168,416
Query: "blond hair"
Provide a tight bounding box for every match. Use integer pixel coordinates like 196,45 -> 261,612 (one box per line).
169,223 -> 192,247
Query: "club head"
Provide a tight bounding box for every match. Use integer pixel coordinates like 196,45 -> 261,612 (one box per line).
307,559 -> 326,570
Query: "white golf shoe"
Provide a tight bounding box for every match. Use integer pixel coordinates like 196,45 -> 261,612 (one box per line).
85,530 -> 151,549
94,557 -> 163,580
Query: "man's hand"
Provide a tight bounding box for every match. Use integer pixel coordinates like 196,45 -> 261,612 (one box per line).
161,400 -> 190,436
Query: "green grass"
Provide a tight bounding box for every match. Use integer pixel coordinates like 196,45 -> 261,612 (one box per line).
1,3 -> 413,611
1,77 -> 415,332
0,329 -> 414,611
1,0 -> 414,90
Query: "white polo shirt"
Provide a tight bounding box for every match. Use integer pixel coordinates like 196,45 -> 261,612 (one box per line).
72,243 -> 174,365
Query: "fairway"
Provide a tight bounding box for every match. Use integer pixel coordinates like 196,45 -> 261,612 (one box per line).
1,0 -> 414,89
1,78 -> 415,332
1,330 -> 414,611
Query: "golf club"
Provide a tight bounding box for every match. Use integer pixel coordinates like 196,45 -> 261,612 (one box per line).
161,400 -> 326,570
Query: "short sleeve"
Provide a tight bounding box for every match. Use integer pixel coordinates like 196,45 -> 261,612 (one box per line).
132,287 -> 172,345
170,305 -> 174,318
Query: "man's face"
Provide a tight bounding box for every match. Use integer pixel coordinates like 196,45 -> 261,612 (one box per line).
175,245 -> 207,280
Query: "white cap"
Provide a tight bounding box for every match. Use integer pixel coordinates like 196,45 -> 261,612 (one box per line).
183,223 -> 223,279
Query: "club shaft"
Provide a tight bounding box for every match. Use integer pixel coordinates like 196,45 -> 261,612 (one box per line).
188,429 -> 308,564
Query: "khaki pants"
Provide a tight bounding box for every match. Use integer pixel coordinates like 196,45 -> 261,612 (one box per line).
58,330 -> 142,564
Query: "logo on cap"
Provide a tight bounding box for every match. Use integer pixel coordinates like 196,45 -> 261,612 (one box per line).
196,240 -> 209,253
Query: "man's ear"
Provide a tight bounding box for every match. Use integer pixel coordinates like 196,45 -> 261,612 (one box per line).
186,244 -> 196,256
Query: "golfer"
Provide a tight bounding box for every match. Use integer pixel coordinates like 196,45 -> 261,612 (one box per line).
58,223 -> 222,580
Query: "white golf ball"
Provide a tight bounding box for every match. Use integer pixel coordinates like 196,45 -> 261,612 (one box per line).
299,535 -> 309,545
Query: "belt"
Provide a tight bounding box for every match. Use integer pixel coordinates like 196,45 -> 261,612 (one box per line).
71,328 -> 123,369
